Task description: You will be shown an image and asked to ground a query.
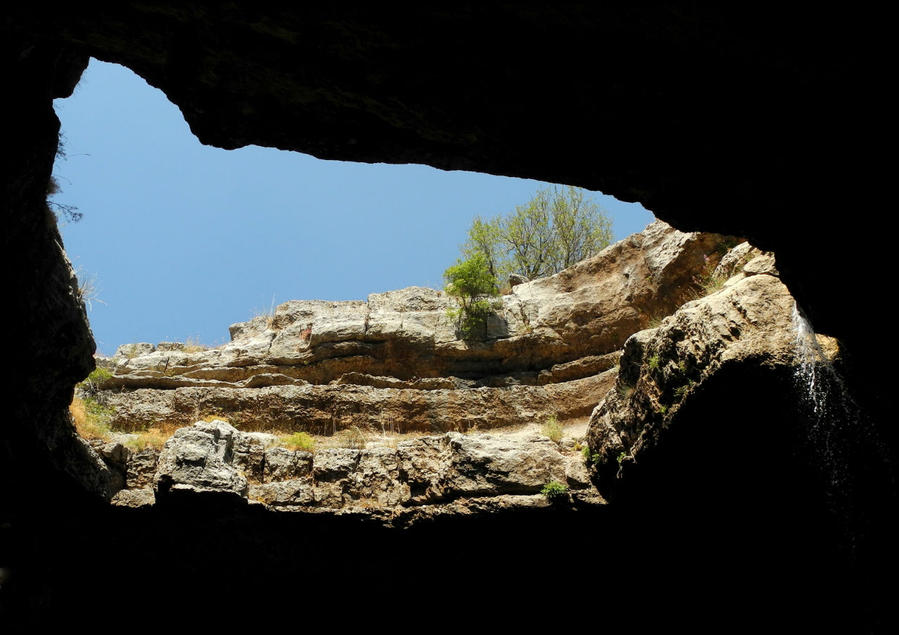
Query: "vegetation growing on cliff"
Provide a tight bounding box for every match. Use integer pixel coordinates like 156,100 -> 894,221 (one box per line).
541,414 -> 562,443
443,253 -> 499,339
459,185 -> 613,282
280,431 -> 315,452
540,480 -> 568,502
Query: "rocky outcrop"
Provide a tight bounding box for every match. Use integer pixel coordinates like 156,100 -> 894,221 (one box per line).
584,249 -> 841,499
100,371 -> 616,434
103,221 -> 725,387
155,420 -> 249,501
93,221 -> 733,436
102,419 -> 596,522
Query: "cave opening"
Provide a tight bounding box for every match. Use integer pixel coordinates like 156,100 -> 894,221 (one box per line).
54,58 -> 664,457
4,9 -> 895,627
53,59 -> 656,355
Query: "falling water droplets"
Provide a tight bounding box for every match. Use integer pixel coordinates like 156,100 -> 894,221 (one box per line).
792,301 -> 831,418
791,302 -> 858,508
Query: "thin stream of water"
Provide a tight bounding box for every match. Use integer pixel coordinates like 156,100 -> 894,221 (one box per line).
789,301 -> 898,560
791,302 -> 853,493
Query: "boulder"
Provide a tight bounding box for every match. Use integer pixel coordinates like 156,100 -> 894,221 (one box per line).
397,432 -> 569,503
114,342 -> 155,358
263,447 -> 313,481
154,420 -> 248,500
585,260 -> 840,499
231,431 -> 278,482
126,448 -> 159,489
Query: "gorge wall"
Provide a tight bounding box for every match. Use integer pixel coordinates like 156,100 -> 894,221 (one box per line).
82,222 -> 726,517
2,6 -> 894,630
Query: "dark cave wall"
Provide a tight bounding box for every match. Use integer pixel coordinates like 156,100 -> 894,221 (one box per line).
1,35 -> 108,509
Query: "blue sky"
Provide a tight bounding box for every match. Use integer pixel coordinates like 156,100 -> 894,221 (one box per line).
52,60 -> 655,356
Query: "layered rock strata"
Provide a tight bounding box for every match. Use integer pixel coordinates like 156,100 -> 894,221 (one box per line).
93,221 -> 733,435
95,419 -> 596,525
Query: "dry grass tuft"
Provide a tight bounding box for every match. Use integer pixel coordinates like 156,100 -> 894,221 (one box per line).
70,396 -> 112,440
339,426 -> 367,450
541,414 -> 563,443
125,427 -> 168,451
183,336 -> 208,353
199,414 -> 230,424
125,422 -> 182,451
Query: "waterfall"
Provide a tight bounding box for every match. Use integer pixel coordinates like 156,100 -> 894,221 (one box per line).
789,301 -> 898,559
791,301 -> 831,418
791,302 -> 854,493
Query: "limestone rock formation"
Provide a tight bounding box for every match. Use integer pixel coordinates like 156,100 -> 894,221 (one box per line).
109,419 -> 592,521
584,247 -> 839,499
154,420 -> 249,501
92,221 -> 734,438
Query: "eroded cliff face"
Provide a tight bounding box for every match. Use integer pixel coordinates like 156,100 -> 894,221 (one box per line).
81,221 -> 735,519
94,222 -> 719,433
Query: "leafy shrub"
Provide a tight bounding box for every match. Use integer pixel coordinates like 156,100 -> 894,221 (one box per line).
280,431 -> 315,452
444,254 -> 499,339
541,415 -> 563,443
582,445 -> 601,467
87,367 -> 113,383
541,480 -> 569,502
78,366 -> 113,396
461,186 -> 613,281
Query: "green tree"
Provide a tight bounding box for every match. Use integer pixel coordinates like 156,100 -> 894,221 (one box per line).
443,253 -> 499,339
462,185 -> 613,282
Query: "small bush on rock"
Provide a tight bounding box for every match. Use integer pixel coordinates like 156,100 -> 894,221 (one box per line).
541,480 -> 569,502
541,414 -> 563,443
281,431 -> 315,452
444,254 -> 500,339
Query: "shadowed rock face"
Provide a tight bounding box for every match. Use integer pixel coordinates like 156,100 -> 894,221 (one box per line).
2,7 -> 894,629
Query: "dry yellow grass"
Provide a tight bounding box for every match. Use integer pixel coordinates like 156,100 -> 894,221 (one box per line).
541,415 -> 563,443
70,396 -> 111,440
70,392 -> 187,450
125,422 -> 182,451
199,414 -> 229,424
183,336 -> 208,353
